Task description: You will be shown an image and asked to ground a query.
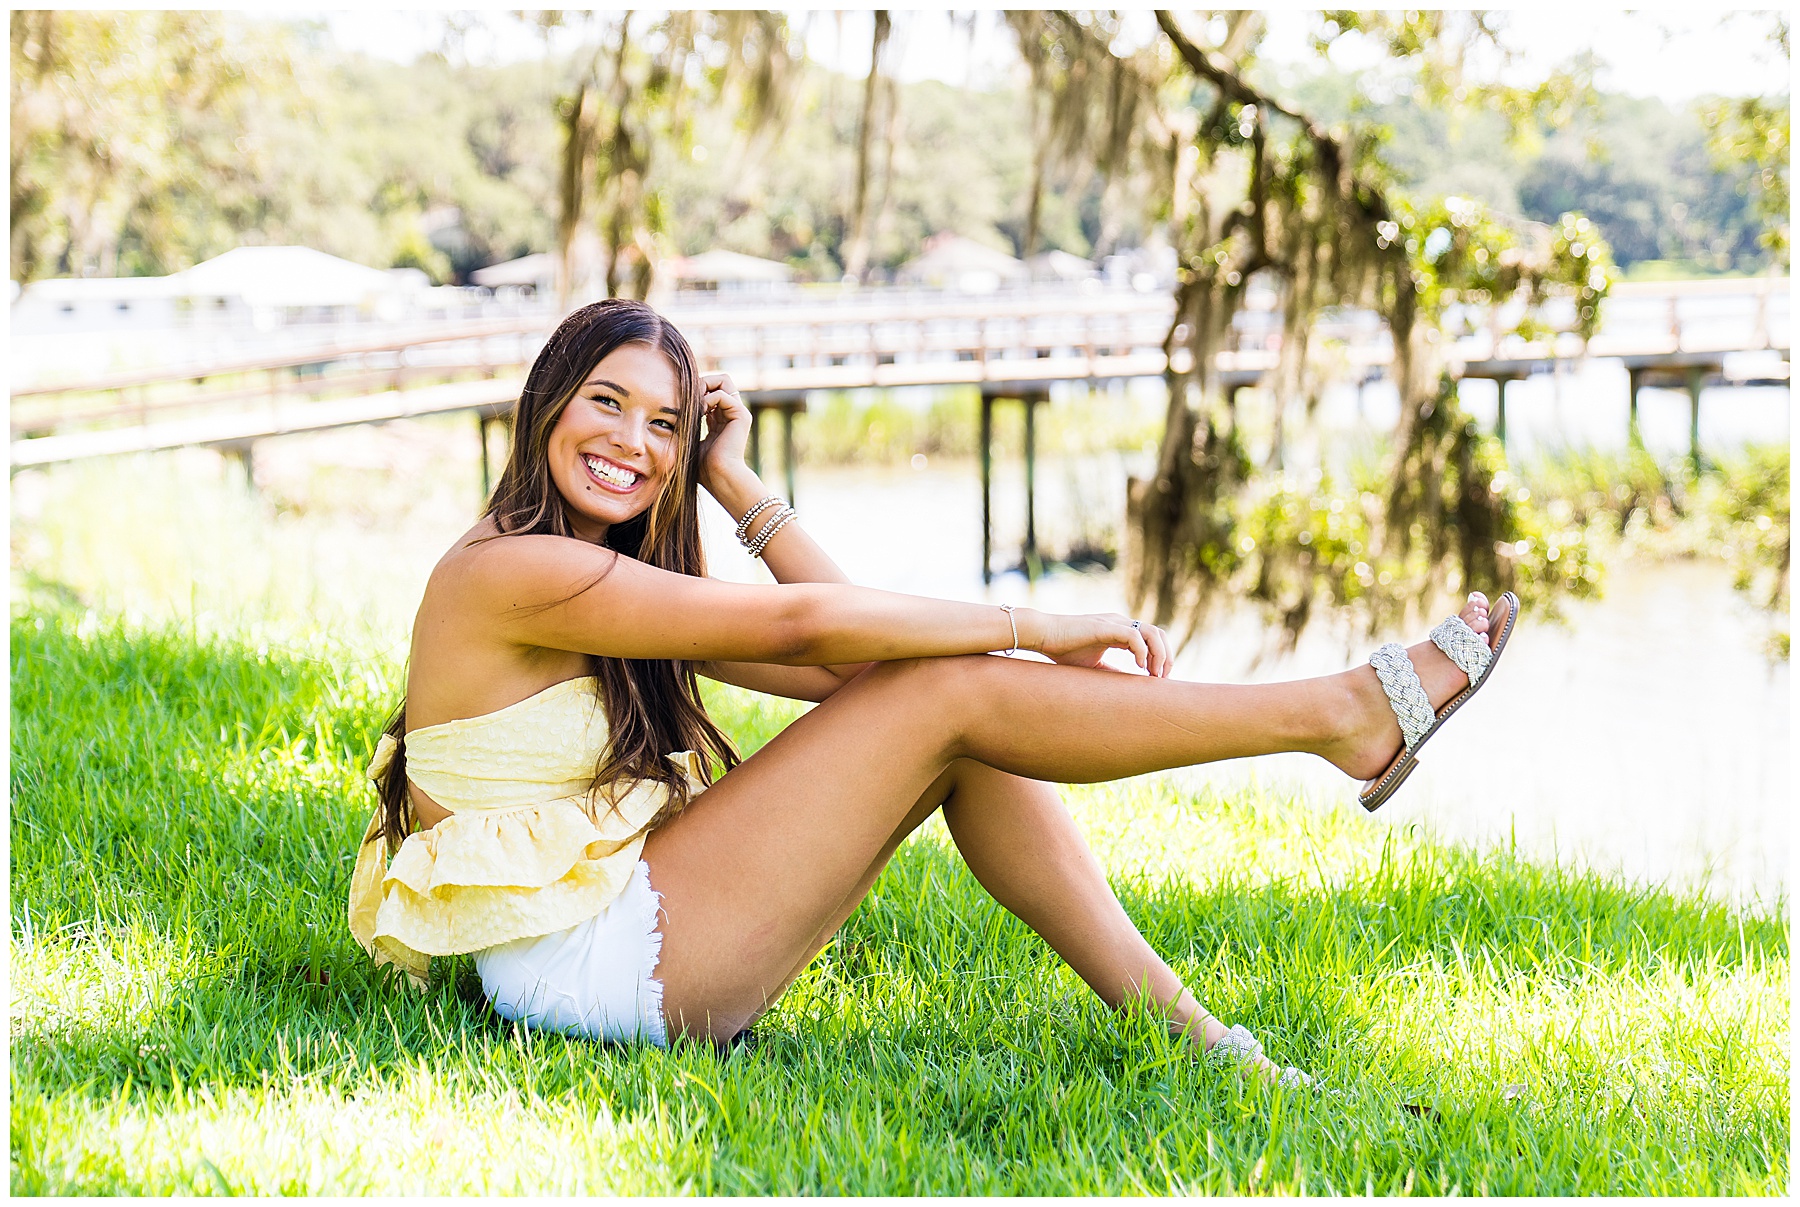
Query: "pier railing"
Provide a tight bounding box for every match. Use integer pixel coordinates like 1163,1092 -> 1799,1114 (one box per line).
10,277 -> 1787,474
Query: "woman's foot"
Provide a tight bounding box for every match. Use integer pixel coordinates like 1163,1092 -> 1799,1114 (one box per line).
1180,1006 -> 1313,1088
1205,1024 -> 1316,1089
1322,592 -> 1498,782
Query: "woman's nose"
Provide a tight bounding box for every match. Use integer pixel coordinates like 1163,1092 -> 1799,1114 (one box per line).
610,416 -> 647,454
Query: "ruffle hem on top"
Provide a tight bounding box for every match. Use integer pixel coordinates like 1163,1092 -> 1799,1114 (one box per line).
344,677 -> 706,988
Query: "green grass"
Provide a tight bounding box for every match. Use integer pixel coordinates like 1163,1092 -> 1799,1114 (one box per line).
10,607 -> 1788,1195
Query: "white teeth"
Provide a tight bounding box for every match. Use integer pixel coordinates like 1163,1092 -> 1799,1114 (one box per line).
583,455 -> 638,487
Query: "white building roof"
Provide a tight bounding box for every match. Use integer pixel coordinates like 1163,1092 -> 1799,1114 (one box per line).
171,246 -> 408,308
1028,249 -> 1097,281
471,252 -> 554,288
15,274 -> 184,302
896,233 -> 1029,284
668,249 -> 793,283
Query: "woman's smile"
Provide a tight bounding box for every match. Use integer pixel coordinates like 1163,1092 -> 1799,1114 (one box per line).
581,451 -> 644,493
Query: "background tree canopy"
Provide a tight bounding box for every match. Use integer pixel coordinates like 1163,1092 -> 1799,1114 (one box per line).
8,10 -> 1788,285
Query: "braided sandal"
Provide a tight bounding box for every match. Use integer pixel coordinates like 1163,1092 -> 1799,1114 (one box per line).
1208,1024 -> 1316,1090
1359,591 -> 1519,812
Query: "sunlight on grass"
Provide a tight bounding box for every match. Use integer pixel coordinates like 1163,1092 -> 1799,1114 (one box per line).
12,923 -> 193,1039
15,1070 -> 688,1195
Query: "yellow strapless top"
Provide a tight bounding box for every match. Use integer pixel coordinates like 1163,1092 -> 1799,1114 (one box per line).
345,676 -> 707,987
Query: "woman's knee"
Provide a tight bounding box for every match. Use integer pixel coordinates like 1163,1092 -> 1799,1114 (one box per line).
853,652 -> 992,699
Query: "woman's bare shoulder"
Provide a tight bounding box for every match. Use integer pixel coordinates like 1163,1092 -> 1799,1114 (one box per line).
407,522 -> 598,721
425,520 -> 620,605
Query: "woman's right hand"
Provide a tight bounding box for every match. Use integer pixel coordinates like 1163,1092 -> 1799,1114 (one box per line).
696,372 -> 753,500
1025,609 -> 1172,677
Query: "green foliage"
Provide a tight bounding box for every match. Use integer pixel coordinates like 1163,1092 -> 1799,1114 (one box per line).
1707,446 -> 1791,617
9,12 -> 1784,288
8,12 -> 563,283
11,610 -> 1789,1193
9,11 -> 292,281
1101,14 -> 1628,647
1287,71 -> 1784,277
388,225 -> 452,285
1394,197 -> 1613,340
1705,95 -> 1791,267
1543,214 -> 1613,339
1513,444 -> 1791,657
1167,418 -> 1604,647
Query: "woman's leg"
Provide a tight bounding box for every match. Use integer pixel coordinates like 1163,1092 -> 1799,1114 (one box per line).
754,759 -> 1229,1050
646,597 -> 1497,1041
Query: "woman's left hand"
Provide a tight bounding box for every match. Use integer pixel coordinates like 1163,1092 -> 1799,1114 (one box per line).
696,372 -> 752,494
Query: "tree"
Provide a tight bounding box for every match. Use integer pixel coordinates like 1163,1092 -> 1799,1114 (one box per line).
537,10 -> 799,304
1702,15 -> 1789,269
10,11 -> 289,281
1005,10 -> 1613,646
840,10 -> 893,282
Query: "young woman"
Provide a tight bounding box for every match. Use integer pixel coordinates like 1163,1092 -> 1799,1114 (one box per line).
348,299 -> 1516,1087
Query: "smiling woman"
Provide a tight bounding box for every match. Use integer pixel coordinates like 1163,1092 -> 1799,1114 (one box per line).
347,297 -> 1517,1086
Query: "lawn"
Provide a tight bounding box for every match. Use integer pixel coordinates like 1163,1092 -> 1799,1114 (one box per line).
10,607 -> 1789,1195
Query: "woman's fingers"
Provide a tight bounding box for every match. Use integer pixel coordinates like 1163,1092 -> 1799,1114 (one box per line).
699,374 -> 746,416
1141,621 -> 1171,677
1106,613 -> 1148,670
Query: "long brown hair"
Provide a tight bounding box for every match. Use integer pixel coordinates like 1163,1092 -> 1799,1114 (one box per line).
374,299 -> 739,849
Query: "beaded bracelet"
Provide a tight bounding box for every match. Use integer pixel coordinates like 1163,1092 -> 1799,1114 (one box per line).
734,496 -> 784,543
739,501 -> 792,552
746,507 -> 797,558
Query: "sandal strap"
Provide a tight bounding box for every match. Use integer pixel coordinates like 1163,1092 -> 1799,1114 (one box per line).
1369,642 -> 1433,751
1208,1024 -> 1265,1063
1208,1025 -> 1318,1089
1429,614 -> 1493,684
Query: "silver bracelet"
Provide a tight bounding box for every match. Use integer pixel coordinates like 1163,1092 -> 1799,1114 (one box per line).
998,603 -> 1018,656
747,507 -> 797,558
735,496 -> 784,544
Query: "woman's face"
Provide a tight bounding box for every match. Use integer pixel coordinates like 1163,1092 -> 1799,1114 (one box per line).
545,341 -> 684,543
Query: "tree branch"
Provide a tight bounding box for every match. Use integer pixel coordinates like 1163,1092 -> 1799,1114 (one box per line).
1154,8 -> 1394,228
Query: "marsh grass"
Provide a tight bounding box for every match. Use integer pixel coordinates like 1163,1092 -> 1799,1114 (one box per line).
10,608 -> 1788,1195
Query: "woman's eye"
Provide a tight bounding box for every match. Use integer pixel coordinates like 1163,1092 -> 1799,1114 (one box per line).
651,419 -> 676,432
591,394 -> 621,410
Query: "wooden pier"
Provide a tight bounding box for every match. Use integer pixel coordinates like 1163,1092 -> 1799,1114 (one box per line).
11,277 -> 1787,580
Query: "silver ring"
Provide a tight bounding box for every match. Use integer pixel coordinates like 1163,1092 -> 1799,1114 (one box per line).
1131,619 -> 1142,630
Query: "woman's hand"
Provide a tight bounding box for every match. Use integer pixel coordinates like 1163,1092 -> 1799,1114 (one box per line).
696,371 -> 753,498
1025,609 -> 1172,677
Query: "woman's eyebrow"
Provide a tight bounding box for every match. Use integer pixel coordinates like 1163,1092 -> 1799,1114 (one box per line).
582,377 -> 631,397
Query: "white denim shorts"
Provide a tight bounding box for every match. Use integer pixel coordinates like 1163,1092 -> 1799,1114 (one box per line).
473,859 -> 669,1046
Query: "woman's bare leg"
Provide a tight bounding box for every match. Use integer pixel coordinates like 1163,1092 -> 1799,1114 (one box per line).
752,759 -> 1230,1049
647,596 -> 1498,1041
935,763 -> 1229,1048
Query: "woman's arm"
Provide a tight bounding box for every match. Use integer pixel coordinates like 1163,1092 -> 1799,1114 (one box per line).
692,373 -> 870,700
459,533 -> 1165,674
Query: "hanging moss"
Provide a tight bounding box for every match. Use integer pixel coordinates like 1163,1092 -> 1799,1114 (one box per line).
1000,13 -> 1623,648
